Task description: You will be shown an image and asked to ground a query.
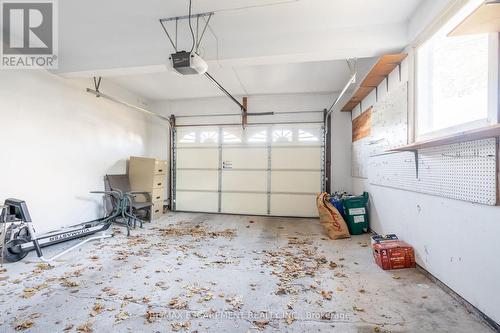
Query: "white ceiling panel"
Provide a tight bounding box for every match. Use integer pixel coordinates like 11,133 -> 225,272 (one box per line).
234,58 -> 376,95
108,67 -> 246,100
57,0 -> 422,101
108,58 -> 377,100
57,0 -> 420,74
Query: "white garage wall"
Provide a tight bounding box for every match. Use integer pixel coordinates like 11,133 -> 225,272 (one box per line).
152,93 -> 353,195
352,58 -> 500,324
0,70 -> 165,233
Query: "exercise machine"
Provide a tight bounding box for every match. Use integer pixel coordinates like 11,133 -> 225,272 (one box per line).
0,192 -> 121,263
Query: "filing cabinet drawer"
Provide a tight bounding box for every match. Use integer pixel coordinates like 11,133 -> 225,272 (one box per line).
155,160 -> 168,175
152,188 -> 164,202
152,200 -> 164,219
152,174 -> 165,189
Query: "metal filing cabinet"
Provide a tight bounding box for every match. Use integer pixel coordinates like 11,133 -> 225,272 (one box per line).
129,156 -> 168,220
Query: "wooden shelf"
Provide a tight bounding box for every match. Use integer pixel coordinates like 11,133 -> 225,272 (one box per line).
341,54 -> 407,112
449,1 -> 500,37
389,124 -> 500,152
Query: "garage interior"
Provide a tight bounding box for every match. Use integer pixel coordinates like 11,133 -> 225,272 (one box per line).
0,0 -> 499,332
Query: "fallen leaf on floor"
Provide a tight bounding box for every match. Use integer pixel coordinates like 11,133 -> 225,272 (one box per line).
22,288 -> 38,299
60,278 -> 79,288
422,295 -> 428,299
35,263 -> 53,271
127,236 -> 148,246
358,289 -> 366,294
115,311 -> 129,323
374,326 -> 381,332
353,306 -> 365,312
329,262 -> 338,269
71,269 -> 85,277
359,242 -> 369,247
142,296 -> 151,303
76,322 -> 93,332
392,275 -> 401,280
320,312 -> 332,320
193,252 -> 207,259
225,295 -> 243,310
253,320 -> 270,330
334,272 -> 347,278
14,320 -> 34,331
159,224 -> 236,240
90,303 -> 104,317
63,324 -> 74,331
0,267 -> 6,274
90,255 -> 99,260
339,258 -> 345,261
285,314 -> 295,325
169,297 -> 188,310
198,293 -> 213,303
171,321 -> 190,331
145,310 -> 163,323
102,287 -> 118,296
321,290 -> 332,300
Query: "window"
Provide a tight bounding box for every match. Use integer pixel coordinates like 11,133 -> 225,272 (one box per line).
200,131 -> 218,144
179,132 -> 196,144
416,0 -> 497,139
247,130 -> 267,143
298,129 -> 319,142
272,129 -> 293,143
222,130 -> 242,144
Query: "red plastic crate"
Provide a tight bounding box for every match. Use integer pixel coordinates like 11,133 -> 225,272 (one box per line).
372,240 -> 415,270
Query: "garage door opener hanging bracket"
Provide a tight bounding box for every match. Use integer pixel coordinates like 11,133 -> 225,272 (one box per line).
160,7 -> 252,127
160,11 -> 214,53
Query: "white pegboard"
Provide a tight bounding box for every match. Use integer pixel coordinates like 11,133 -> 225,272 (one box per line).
368,82 -> 408,156
352,82 -> 407,178
352,138 -> 369,178
369,138 -> 498,205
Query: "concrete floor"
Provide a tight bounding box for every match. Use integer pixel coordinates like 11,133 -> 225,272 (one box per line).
0,212 -> 494,333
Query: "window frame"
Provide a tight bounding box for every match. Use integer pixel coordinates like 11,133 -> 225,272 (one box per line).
413,3 -> 500,142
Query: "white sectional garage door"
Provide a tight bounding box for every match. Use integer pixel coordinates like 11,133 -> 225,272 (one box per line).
172,124 -> 324,217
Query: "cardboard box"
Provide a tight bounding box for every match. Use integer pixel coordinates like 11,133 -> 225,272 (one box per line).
372,240 -> 415,270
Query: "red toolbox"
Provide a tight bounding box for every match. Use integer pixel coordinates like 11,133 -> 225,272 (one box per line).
372,240 -> 415,270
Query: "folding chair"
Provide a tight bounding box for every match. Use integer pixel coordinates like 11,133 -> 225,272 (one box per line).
105,174 -> 153,235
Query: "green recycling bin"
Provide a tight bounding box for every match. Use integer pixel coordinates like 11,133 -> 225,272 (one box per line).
342,192 -> 369,235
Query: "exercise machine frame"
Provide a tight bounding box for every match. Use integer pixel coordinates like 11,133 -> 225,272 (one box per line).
0,192 -> 120,263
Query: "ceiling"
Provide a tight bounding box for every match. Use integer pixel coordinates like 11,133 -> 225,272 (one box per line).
57,0 -> 424,101
106,58 -> 376,101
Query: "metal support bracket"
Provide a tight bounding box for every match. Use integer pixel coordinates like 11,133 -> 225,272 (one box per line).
413,149 -> 419,179
170,119 -> 177,211
93,76 -> 102,93
159,12 -> 214,53
218,127 -> 223,213
242,97 -> 248,129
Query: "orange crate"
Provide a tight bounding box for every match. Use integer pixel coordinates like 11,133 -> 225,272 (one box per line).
373,241 -> 415,270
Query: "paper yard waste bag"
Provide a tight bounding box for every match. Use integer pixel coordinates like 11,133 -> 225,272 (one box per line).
316,192 -> 350,239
